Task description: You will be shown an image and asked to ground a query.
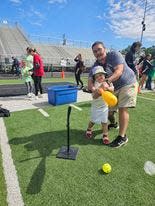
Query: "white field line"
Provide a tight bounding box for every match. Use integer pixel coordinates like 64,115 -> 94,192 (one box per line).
38,108 -> 49,117
69,104 -> 82,111
0,118 -> 24,206
138,95 -> 155,101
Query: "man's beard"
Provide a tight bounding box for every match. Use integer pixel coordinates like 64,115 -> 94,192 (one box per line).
97,55 -> 106,63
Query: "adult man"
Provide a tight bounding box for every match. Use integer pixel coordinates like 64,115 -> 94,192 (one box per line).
88,41 -> 137,148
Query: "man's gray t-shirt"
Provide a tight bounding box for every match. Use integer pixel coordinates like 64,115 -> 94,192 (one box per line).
89,51 -> 136,91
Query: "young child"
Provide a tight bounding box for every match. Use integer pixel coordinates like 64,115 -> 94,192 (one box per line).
86,66 -> 114,145
21,60 -> 33,98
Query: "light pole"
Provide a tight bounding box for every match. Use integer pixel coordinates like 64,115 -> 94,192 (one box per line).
62,33 -> 66,45
140,0 -> 147,43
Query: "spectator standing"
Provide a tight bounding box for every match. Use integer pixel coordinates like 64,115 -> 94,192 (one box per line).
138,54 -> 152,92
125,42 -> 142,78
21,60 -> 33,98
60,58 -> 67,79
136,54 -> 145,79
26,47 -> 34,78
60,58 -> 67,68
30,48 -> 44,99
12,56 -> 20,76
74,53 -> 84,89
145,56 -> 155,90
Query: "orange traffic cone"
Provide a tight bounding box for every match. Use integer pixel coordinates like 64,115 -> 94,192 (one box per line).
61,70 -> 65,79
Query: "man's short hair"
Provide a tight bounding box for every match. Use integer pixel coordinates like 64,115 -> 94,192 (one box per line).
91,41 -> 105,49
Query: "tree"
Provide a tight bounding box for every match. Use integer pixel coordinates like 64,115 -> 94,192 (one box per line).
121,45 -> 155,57
145,46 -> 155,56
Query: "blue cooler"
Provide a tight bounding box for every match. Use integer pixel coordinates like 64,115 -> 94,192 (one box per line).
48,85 -> 78,106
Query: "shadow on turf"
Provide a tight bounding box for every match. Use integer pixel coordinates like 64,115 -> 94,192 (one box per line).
9,129 -> 102,195
98,169 -> 108,176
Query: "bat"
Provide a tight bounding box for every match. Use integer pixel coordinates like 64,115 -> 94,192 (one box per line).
98,88 -> 118,107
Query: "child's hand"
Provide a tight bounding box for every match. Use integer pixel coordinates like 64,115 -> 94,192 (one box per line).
93,88 -> 101,99
100,82 -> 109,91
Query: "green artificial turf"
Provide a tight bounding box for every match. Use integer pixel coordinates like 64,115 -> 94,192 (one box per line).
3,98 -> 155,206
0,149 -> 7,206
138,91 -> 155,99
0,77 -> 73,85
0,76 -> 88,86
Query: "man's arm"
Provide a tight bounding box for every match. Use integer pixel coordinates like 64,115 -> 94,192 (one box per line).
88,78 -> 96,92
107,64 -> 124,83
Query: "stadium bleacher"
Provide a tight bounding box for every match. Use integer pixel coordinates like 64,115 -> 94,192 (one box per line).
0,23 -> 95,71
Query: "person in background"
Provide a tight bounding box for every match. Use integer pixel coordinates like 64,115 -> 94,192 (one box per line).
30,48 -> 44,99
136,54 -> 145,79
60,58 -> 67,77
12,56 -> 20,76
88,41 -> 137,148
74,53 -> 84,89
21,59 -> 33,98
26,47 -> 34,79
125,41 -> 142,78
138,54 -> 152,93
145,56 -> 155,90
86,65 -> 114,145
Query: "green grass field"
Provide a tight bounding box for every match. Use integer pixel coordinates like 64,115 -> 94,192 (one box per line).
0,76 -> 88,86
138,91 -> 155,99
0,149 -> 7,206
0,77 -> 74,85
2,96 -> 155,206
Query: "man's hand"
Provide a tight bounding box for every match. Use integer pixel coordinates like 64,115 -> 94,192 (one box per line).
100,82 -> 109,90
108,64 -> 124,83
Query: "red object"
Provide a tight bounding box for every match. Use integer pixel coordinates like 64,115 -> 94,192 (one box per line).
85,129 -> 93,139
33,53 -> 44,76
102,137 -> 110,145
61,70 -> 65,79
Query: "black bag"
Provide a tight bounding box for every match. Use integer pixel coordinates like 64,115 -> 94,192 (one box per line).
31,73 -> 34,79
0,107 -> 10,117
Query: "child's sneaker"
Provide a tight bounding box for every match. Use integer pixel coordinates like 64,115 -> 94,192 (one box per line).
85,129 -> 93,139
102,134 -> 110,145
30,93 -> 35,97
27,93 -> 31,98
38,94 -> 43,98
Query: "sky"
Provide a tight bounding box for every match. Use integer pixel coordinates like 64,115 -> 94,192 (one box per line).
0,0 -> 155,50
